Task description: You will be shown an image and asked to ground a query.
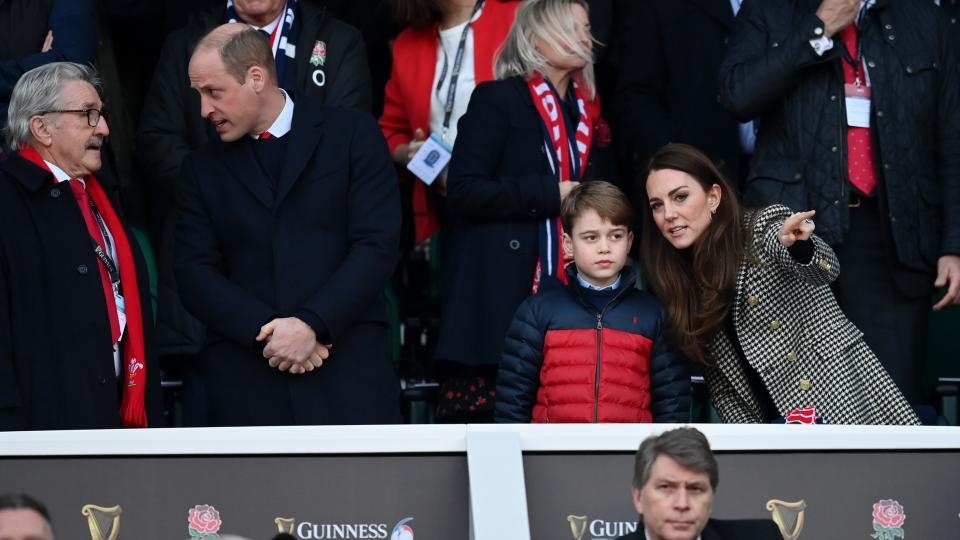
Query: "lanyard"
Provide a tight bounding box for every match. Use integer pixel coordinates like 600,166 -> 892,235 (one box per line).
87,197 -> 120,285
435,0 -> 485,134
840,4 -> 871,85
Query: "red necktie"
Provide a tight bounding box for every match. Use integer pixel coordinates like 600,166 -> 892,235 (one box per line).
69,178 -> 121,344
841,25 -> 878,195
259,132 -> 273,139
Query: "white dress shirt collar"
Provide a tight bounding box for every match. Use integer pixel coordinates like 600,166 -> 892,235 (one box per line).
44,160 -> 79,185
252,88 -> 294,139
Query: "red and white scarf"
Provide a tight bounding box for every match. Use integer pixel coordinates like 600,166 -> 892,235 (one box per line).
527,71 -> 594,293
19,146 -> 149,428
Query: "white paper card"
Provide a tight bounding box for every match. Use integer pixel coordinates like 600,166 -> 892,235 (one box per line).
407,133 -> 453,186
845,96 -> 871,128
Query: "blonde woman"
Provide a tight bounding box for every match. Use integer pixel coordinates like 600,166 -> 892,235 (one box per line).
434,0 -> 615,421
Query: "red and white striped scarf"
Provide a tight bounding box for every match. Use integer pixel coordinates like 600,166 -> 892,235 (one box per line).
527,71 -> 593,293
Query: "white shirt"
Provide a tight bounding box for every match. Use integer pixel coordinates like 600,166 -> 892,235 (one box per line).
47,160 -> 123,376
809,0 -> 877,56
430,7 -> 483,146
251,88 -> 294,139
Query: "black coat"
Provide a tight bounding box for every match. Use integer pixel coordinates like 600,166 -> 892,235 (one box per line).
0,154 -> 163,430
719,0 -> 960,273
614,0 -> 746,188
616,518 -> 781,540
174,99 -> 402,426
138,0 -> 372,355
440,76 -> 617,367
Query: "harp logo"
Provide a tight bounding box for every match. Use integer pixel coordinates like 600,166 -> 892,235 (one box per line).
187,504 -> 223,539
766,499 -> 806,540
81,504 -> 121,540
565,515 -> 637,540
275,517 -> 296,534
567,515 -> 587,540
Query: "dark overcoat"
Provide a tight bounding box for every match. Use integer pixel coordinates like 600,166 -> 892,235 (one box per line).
174,100 -> 402,425
0,153 -> 163,430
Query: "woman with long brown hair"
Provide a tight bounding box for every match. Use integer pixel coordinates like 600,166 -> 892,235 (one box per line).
639,144 -> 919,425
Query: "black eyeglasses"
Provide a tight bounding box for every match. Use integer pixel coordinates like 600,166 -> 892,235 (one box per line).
40,108 -> 106,128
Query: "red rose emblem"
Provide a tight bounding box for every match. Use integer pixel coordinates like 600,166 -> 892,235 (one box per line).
188,504 -> 222,535
872,499 -> 905,529
593,117 -> 612,148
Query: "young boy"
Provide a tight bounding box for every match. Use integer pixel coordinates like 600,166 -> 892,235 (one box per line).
495,182 -> 690,423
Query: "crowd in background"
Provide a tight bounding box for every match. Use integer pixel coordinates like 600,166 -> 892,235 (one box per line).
1,0 -> 958,430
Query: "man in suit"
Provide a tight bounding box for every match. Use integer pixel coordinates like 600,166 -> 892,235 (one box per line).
617,427 -> 780,540
719,0 -> 960,406
0,62 -> 162,430
176,24 -> 401,425
139,0 -> 373,425
613,0 -> 755,196
0,494 -> 54,540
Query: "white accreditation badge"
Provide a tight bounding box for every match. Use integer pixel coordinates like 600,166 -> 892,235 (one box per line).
407,132 -> 453,186
844,82 -> 871,128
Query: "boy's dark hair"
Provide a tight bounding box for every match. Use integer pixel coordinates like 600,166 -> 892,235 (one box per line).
560,181 -> 634,232
0,493 -> 52,526
632,427 -> 718,491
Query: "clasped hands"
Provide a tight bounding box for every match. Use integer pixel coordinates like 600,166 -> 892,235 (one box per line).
255,317 -> 331,375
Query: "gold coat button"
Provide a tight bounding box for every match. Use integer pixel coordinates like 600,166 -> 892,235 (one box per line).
786,352 -> 798,362
747,295 -> 759,306
818,259 -> 831,271
769,320 -> 782,330
799,379 -> 812,391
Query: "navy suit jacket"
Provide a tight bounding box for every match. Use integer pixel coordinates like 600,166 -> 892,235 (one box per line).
174,98 -> 402,425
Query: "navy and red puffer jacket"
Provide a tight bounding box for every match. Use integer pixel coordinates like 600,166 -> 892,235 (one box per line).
495,265 -> 690,423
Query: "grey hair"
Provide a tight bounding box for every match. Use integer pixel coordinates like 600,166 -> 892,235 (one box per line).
632,427 -> 719,491
494,0 -> 595,99
4,62 -> 102,150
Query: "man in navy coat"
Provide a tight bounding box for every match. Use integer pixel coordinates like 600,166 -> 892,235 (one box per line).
175,24 -> 401,426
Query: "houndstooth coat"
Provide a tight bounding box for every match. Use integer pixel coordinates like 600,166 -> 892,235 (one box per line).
703,205 -> 920,425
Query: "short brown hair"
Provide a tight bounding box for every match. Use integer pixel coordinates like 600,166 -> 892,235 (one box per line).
561,181 -> 633,232
196,25 -> 277,84
632,427 -> 718,491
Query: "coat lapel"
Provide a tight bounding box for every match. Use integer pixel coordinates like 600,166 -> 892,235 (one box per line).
219,138 -> 274,208
689,0 -> 735,31
275,99 -> 325,205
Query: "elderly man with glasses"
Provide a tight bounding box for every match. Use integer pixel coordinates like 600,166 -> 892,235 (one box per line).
0,62 -> 162,430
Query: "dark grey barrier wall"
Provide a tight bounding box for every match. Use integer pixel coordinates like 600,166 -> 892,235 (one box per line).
524,451 -> 960,540
0,455 -> 468,540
